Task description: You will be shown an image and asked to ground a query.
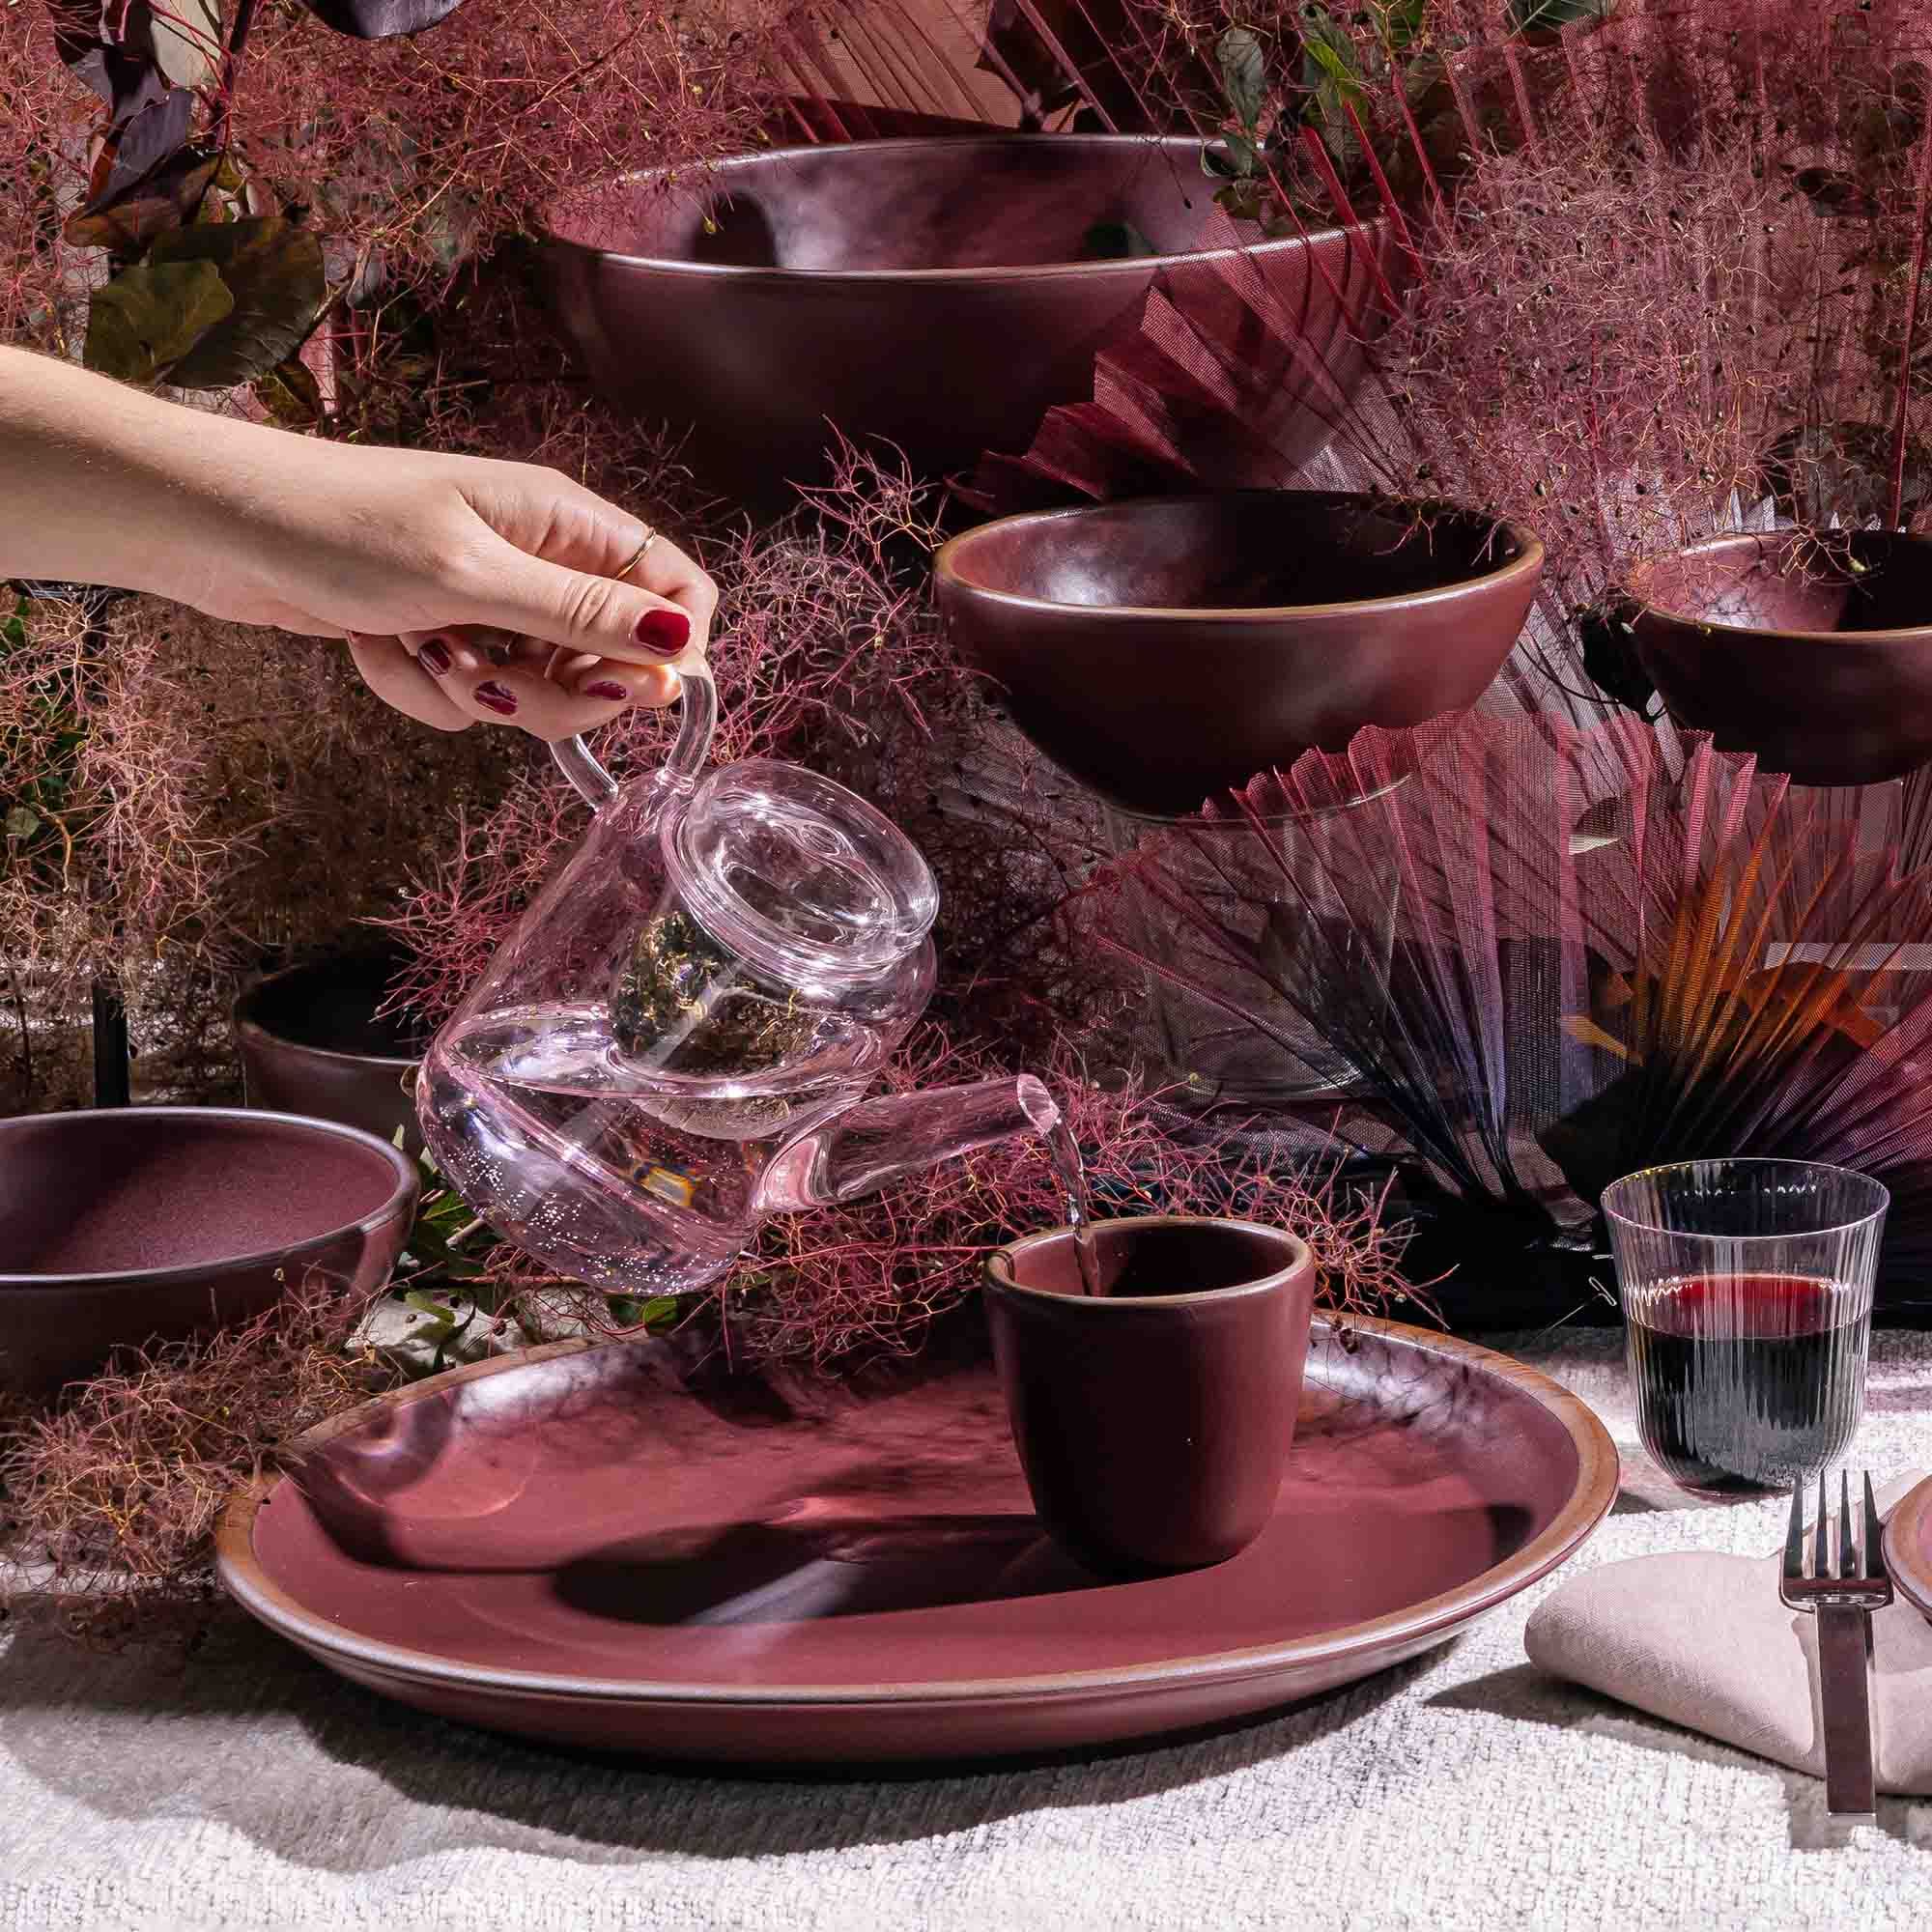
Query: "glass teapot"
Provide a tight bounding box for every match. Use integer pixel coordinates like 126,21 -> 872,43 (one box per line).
416,672 -> 1055,1297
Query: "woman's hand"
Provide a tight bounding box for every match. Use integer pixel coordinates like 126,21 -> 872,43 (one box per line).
189,439 -> 719,741
0,348 -> 719,741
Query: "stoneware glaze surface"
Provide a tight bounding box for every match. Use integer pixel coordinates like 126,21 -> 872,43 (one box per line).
234,948 -> 429,1155
1631,530 -> 1932,785
984,1216 -> 1316,1573
936,490 -> 1544,812
1883,1470 -> 1932,1627
217,1317 -> 1617,1765
0,1108 -> 417,1394
538,136 -> 1400,510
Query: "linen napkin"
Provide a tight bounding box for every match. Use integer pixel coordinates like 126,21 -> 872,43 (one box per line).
1524,1472 -> 1932,1794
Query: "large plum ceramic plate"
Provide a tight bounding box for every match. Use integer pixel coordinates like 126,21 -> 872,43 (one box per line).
216,1317 -> 1616,1766
1883,1473 -> 1932,1627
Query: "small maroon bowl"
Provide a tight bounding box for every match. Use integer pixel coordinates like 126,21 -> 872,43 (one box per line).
234,946 -> 429,1156
984,1214 -> 1316,1576
1630,529 -> 1932,785
0,1107 -> 417,1396
936,490 -> 1543,814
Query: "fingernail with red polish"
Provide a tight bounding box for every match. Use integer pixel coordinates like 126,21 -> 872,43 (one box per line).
633,609 -> 690,655
474,681 -> 518,717
419,639 -> 453,675
583,679 -> 630,702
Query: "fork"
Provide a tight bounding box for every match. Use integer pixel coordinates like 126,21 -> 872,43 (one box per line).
1779,1470 -> 1894,1816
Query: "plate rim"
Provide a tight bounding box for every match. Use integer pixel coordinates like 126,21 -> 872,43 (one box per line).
215,1317 -> 1620,1710
1884,1471 -> 1932,1624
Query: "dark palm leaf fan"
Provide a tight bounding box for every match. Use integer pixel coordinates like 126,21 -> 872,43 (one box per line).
1073,715 -> 1932,1315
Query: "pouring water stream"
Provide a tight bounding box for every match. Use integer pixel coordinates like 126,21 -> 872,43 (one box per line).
1033,1100 -> 1102,1298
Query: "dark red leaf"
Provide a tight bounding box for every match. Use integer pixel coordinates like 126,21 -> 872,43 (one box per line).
46,1 -> 165,117
92,86 -> 196,204
295,0 -> 465,39
65,148 -> 220,252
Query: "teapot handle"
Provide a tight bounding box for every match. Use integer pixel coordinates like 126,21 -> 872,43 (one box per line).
549,665 -> 718,811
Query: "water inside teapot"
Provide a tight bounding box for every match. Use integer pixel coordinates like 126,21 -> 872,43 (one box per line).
422,996 -> 898,1297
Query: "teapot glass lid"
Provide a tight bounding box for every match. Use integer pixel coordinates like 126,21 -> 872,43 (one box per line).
668,759 -> 939,982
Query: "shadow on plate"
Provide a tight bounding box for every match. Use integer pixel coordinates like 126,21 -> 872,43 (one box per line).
552,1513 -> 1098,1626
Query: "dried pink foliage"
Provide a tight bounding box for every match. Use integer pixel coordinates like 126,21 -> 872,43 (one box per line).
714,1032 -> 1414,1368
380,436 -> 975,1021
410,1027 -> 1414,1371
0,587 -> 513,1105
0,5 -> 91,354
0,1270 -> 404,1646
1358,1 -> 1932,686
235,2 -> 790,283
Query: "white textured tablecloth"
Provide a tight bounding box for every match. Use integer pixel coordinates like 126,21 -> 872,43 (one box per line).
7,1328 -> 1932,1932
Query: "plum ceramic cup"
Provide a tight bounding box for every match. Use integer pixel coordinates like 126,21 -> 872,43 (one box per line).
983,1216 -> 1317,1576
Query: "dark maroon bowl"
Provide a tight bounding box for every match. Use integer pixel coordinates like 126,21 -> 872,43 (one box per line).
537,135 -> 1398,512
234,947 -> 428,1156
1631,530 -> 1932,785
984,1215 -> 1316,1575
0,1108 -> 417,1395
936,490 -> 1544,813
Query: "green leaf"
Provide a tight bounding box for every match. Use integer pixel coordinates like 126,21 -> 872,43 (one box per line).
65,151 -> 220,254
1082,220 -> 1160,261
1301,14 -> 1363,97
4,807 -> 41,839
1375,0 -> 1429,50
255,355 -> 325,426
607,1294 -> 680,1330
148,217 -> 327,390
1217,26 -> 1268,130
1204,131 -> 1263,186
1214,178 -> 1275,225
420,1193 -> 473,1236
401,1290 -> 458,1331
83,257 -> 235,385
404,1218 -> 487,1278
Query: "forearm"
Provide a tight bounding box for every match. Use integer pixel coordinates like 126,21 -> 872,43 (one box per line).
0,347 -> 282,603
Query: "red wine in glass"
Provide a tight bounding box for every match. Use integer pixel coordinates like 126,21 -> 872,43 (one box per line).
1627,1272 -> 1868,1493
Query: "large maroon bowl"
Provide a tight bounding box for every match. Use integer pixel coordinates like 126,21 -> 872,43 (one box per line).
0,1108 -> 417,1395
537,135 -> 1397,512
935,490 -> 1544,813
234,947 -> 428,1157
1630,530 -> 1932,785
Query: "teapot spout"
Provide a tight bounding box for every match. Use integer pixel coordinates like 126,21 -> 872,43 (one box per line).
754,1075 -> 1059,1214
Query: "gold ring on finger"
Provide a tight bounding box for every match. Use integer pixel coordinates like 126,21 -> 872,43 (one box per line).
614,527 -> 659,582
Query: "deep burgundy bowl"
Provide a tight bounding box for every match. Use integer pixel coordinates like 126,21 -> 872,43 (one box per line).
1630,530 -> 1932,785
537,135 -> 1398,511
234,947 -> 428,1156
0,1108 -> 417,1395
935,490 -> 1544,813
